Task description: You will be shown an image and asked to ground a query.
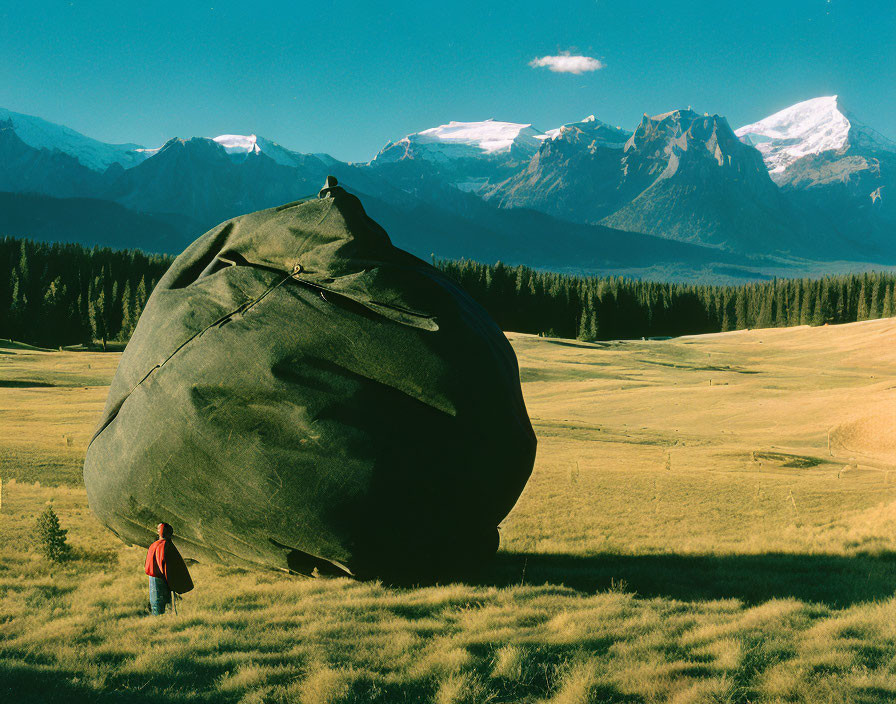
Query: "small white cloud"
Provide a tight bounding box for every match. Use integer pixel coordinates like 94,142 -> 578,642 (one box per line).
529,53 -> 604,75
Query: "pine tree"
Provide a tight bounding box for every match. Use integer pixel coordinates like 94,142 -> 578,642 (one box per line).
34,506 -> 71,562
814,280 -> 831,325
41,277 -> 68,346
857,282 -> 869,321
789,285 -> 801,327
136,276 -> 148,315
800,286 -> 814,326
884,284 -> 894,319
587,308 -> 599,341
844,278 -> 855,320
75,292 -> 90,342
834,284 -> 846,323
576,299 -> 600,342
812,293 -> 825,326
756,295 -> 773,328
869,280 -> 881,320
120,280 -> 135,339
720,291 -> 731,332
747,288 -> 761,328
95,290 -> 107,350
17,241 -> 31,297
734,290 -> 748,329
8,268 -> 25,339
770,286 -> 781,327
109,280 -> 120,339
576,309 -> 590,341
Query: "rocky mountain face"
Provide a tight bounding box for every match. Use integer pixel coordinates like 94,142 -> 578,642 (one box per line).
601,110 -> 798,252
483,116 -> 630,223
486,110 -> 801,253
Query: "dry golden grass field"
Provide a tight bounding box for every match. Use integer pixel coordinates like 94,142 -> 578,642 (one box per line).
2,319 -> 896,703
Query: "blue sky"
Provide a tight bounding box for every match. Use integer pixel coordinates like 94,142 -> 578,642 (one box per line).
1,0 -> 893,162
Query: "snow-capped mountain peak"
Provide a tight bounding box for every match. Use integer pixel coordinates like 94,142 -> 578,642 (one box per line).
212,133 -> 304,167
374,119 -> 545,164
214,133 -> 262,155
542,115 -> 630,147
0,107 -> 148,171
735,96 -> 851,173
543,116 -> 594,140
414,119 -> 542,153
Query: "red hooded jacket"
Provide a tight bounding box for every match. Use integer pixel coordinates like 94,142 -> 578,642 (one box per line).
144,538 -> 194,594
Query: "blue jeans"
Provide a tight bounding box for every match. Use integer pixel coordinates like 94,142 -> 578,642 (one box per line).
149,576 -> 171,615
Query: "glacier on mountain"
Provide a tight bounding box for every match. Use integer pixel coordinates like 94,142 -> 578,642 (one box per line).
416,120 -> 543,152
212,134 -> 304,167
374,119 -> 545,163
214,134 -> 263,156
735,96 -> 852,173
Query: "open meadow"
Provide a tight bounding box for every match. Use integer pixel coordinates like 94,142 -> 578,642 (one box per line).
2,320 -> 896,703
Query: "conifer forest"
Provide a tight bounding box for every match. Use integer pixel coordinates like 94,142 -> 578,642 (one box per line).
2,237 -> 895,348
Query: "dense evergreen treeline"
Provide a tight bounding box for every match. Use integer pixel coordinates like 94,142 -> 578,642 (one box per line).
438,259 -> 896,341
2,236 -> 896,347
0,237 -> 172,347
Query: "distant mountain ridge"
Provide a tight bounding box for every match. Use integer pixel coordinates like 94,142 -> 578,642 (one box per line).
0,97 -> 893,277
601,110 -> 796,252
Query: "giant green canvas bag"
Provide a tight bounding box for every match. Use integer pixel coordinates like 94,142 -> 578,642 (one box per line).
83,179 -> 536,579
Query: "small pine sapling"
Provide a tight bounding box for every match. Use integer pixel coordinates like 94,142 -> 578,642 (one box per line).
35,506 -> 71,562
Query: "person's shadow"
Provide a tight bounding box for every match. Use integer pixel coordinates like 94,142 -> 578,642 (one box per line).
468,550 -> 896,608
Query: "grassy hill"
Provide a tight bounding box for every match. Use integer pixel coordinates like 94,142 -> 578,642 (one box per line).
2,320 -> 896,702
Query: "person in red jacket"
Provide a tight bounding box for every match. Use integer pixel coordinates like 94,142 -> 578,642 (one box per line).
145,522 -> 194,615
